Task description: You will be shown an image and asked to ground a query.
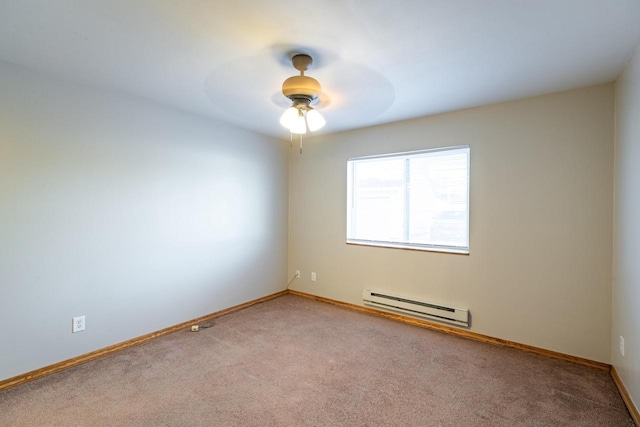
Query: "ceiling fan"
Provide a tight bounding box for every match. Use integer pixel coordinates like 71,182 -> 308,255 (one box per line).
279,54 -> 326,135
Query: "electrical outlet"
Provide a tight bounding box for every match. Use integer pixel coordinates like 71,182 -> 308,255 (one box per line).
72,316 -> 85,333
295,270 -> 300,278
311,272 -> 317,282
191,325 -> 199,332
620,336 -> 625,357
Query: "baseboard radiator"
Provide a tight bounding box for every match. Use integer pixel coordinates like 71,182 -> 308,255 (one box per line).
363,289 -> 469,327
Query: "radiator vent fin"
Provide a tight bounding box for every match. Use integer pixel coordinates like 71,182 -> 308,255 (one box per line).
369,293 -> 455,313
363,289 -> 469,327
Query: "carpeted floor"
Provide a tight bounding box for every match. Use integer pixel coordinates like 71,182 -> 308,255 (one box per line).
0,294 -> 633,426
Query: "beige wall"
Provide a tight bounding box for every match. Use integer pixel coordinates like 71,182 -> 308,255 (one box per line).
289,85 -> 614,363
0,61 -> 288,381
613,43 -> 640,408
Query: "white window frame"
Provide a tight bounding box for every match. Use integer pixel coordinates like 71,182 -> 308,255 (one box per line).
346,145 -> 470,254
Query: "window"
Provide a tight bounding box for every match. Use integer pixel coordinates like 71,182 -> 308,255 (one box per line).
347,145 -> 470,254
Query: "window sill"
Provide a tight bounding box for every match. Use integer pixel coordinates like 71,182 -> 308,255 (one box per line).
346,240 -> 469,255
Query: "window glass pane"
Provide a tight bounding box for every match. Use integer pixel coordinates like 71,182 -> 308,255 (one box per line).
351,158 -> 405,242
409,149 -> 469,247
347,146 -> 469,254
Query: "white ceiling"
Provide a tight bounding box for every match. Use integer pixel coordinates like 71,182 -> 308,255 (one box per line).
1,1 -> 639,139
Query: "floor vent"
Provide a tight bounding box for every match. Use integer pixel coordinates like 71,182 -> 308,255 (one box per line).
363,289 -> 469,327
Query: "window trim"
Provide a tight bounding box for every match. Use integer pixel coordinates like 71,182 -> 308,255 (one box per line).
346,145 -> 470,255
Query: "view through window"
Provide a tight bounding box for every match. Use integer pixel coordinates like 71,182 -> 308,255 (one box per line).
347,145 -> 470,253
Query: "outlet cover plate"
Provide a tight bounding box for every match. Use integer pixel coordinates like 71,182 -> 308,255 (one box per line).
72,316 -> 85,333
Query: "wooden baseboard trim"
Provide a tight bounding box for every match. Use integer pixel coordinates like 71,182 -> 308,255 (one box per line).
288,290 -> 610,371
611,366 -> 640,426
0,288 -> 613,394
0,290 -> 287,392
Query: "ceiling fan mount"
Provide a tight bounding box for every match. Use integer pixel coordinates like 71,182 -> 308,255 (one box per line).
291,53 -> 313,72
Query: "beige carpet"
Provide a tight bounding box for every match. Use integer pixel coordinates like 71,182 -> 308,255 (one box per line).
0,294 -> 633,426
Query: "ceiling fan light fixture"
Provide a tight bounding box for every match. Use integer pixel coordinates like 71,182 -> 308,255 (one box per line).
280,103 -> 325,134
305,108 -> 326,132
279,106 -> 299,128
289,111 -> 307,134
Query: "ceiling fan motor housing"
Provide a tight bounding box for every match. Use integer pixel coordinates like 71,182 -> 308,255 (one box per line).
282,75 -> 321,103
282,54 -> 321,104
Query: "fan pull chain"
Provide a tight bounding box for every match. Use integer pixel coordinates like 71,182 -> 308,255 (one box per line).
288,132 -> 303,154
